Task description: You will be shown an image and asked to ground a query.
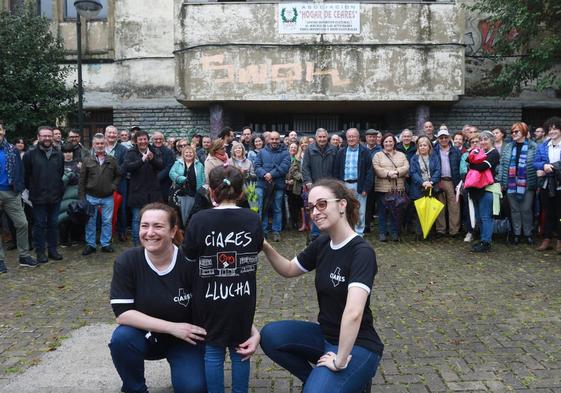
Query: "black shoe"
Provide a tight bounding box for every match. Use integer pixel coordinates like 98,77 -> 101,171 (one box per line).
82,246 -> 97,256
471,241 -> 491,253
19,256 -> 38,268
379,234 -> 387,242
36,253 -> 48,264
512,236 -> 520,245
48,250 -> 63,260
101,245 -> 114,253
0,260 -> 7,273
6,241 -> 17,251
526,236 -> 534,245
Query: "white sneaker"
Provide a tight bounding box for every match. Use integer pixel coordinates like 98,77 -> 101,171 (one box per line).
463,232 -> 473,242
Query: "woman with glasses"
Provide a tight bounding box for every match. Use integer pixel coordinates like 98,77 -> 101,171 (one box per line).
465,130 -> 501,252
174,139 -> 188,159
498,122 -> 538,245
260,179 -> 383,393
460,134 -> 480,242
372,133 -> 409,242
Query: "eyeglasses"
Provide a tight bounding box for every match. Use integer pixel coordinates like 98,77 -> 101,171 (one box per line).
511,130 -> 521,135
306,198 -> 340,213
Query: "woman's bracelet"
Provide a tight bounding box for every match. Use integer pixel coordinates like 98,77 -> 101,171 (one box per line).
333,357 -> 348,371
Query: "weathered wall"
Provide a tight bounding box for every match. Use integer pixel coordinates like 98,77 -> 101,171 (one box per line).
175,2 -> 465,104
113,106 -> 209,136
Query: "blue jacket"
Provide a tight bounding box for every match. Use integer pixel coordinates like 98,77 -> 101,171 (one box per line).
333,144 -> 373,194
169,159 -> 205,191
254,144 -> 291,189
534,140 -> 557,188
498,140 -> 538,191
433,143 -> 461,186
409,153 -> 441,200
0,139 -> 24,193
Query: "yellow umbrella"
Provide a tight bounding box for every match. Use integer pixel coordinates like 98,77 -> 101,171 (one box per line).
414,189 -> 445,239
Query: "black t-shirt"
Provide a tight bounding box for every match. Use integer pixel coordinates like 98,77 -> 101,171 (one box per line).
182,207 -> 264,347
295,234 -> 384,355
110,246 -> 194,324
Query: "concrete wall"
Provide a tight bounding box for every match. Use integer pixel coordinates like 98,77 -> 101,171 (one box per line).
175,1 -> 465,104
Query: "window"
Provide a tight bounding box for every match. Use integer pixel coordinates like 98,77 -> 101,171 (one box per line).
65,0 -> 108,20
38,0 -> 53,19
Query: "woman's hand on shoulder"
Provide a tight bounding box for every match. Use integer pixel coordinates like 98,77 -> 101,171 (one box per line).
236,326 -> 260,361
169,322 -> 206,345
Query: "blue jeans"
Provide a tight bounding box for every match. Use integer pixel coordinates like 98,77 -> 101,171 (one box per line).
376,193 -> 397,237
32,202 -> 60,253
85,194 -> 114,247
205,344 -> 250,393
260,320 -> 381,393
474,191 -> 493,243
131,208 -> 141,245
256,186 -> 284,234
109,325 -> 206,393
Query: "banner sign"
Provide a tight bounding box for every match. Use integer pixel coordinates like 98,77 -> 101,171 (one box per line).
278,3 -> 360,34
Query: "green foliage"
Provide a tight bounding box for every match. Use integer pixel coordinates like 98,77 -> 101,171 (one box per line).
0,6 -> 76,140
468,0 -> 561,96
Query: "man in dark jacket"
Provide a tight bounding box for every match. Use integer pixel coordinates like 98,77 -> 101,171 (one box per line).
123,130 -> 164,246
152,131 -> 175,202
23,126 -> 65,263
80,133 -> 121,256
0,122 -> 37,271
254,131 -> 291,241
434,127 -> 462,237
67,129 -> 89,162
364,129 -> 382,233
302,128 -> 338,240
333,128 -> 374,236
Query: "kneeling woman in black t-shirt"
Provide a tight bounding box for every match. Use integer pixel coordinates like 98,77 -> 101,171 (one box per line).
108,203 -> 208,393
261,179 -> 384,393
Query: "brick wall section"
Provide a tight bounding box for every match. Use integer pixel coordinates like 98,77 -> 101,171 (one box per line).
426,100 -> 523,134
113,107 -> 210,138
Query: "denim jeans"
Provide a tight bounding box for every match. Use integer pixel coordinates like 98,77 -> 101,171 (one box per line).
108,325 -> 206,393
205,344 -> 250,393
474,191 -> 493,243
32,202 -> 60,253
345,182 -> 367,236
256,186 -> 284,234
85,194 -> 114,247
376,193 -> 397,237
131,208 -> 141,245
260,320 -> 381,393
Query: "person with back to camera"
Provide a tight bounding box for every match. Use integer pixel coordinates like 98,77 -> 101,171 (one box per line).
108,202 -> 207,393
259,178 -> 383,393
182,165 -> 263,393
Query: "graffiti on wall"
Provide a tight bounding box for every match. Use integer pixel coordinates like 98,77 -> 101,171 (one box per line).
465,17 -> 503,56
200,54 -> 351,87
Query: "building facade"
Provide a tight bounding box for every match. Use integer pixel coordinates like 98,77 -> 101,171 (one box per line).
4,0 -> 560,138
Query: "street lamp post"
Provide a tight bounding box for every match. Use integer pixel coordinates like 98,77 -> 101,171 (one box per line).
74,0 -> 102,141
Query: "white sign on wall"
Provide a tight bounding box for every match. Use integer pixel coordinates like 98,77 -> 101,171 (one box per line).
278,3 -> 360,35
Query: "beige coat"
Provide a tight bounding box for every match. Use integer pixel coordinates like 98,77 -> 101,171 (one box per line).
373,150 -> 409,192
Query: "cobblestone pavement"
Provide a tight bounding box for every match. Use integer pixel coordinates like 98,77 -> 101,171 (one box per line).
1,230 -> 560,392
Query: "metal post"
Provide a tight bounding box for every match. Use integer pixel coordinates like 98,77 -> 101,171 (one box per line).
76,16 -> 84,140
209,103 -> 223,139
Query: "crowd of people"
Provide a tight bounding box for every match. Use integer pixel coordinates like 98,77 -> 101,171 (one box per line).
1,118 -> 559,392
0,118 -> 560,274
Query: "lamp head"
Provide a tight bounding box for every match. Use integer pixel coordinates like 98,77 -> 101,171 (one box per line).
74,0 -> 103,19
